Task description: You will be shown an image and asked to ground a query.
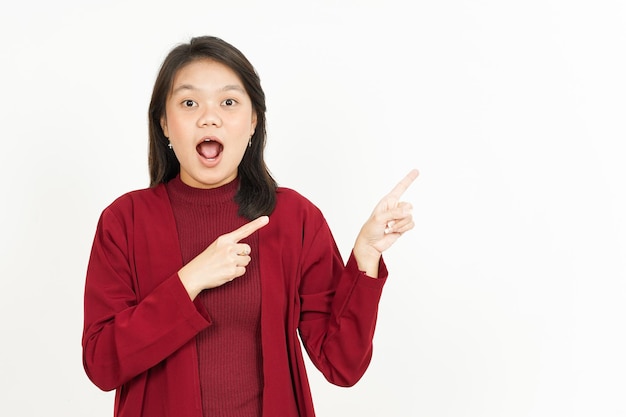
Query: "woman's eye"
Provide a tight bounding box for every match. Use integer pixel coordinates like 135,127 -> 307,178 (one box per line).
182,100 -> 196,107
223,98 -> 236,106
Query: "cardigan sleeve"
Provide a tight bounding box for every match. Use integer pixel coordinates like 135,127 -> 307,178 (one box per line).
297,218 -> 388,387
82,206 -> 211,391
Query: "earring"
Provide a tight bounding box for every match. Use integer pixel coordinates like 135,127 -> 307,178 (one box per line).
248,136 -> 252,148
168,141 -> 173,150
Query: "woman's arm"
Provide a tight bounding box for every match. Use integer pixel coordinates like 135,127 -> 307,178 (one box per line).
82,208 -> 210,391
298,170 -> 418,386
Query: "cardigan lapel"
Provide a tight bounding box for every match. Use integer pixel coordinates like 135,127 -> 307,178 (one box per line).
131,184 -> 185,301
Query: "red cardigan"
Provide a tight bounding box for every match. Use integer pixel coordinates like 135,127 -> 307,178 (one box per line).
82,183 -> 388,417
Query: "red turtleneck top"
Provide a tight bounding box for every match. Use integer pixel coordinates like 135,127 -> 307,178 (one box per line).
166,177 -> 263,416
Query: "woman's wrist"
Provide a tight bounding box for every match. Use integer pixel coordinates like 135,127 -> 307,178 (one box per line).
353,241 -> 381,278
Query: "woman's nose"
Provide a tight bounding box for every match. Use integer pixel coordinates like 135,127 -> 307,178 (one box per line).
197,104 -> 222,127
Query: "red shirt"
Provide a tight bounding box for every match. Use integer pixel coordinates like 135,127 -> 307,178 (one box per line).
166,176 -> 263,416
82,181 -> 388,417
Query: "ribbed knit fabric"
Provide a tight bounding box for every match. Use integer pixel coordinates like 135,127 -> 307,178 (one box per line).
166,175 -> 263,417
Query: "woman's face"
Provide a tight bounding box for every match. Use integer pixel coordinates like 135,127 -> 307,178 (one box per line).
161,59 -> 257,189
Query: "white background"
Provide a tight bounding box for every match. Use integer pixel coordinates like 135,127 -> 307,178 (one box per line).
1,1 -> 625,416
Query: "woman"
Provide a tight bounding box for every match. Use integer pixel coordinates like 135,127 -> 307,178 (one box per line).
82,35 -> 418,417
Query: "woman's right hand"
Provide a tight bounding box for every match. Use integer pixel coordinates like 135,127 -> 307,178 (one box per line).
178,216 -> 269,300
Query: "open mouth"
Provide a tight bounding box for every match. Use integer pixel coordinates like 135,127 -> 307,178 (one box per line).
196,139 -> 223,160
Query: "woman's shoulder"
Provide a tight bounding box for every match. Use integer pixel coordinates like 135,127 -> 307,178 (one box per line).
274,186 -> 325,220
103,184 -> 169,216
276,186 -> 315,208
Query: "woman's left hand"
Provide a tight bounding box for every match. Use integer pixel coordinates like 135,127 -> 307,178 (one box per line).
353,169 -> 419,276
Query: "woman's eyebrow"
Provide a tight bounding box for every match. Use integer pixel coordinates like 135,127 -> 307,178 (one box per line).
171,83 -> 196,95
220,84 -> 246,93
171,84 -> 245,94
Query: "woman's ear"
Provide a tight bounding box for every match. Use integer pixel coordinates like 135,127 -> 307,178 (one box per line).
250,112 -> 257,137
160,117 -> 169,138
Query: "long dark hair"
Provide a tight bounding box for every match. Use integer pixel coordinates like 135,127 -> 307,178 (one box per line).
148,36 -> 277,219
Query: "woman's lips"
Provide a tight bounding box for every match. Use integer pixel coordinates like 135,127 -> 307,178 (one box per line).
196,139 -> 223,160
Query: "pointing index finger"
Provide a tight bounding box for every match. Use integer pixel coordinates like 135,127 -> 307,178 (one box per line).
229,216 -> 270,242
387,169 -> 419,200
